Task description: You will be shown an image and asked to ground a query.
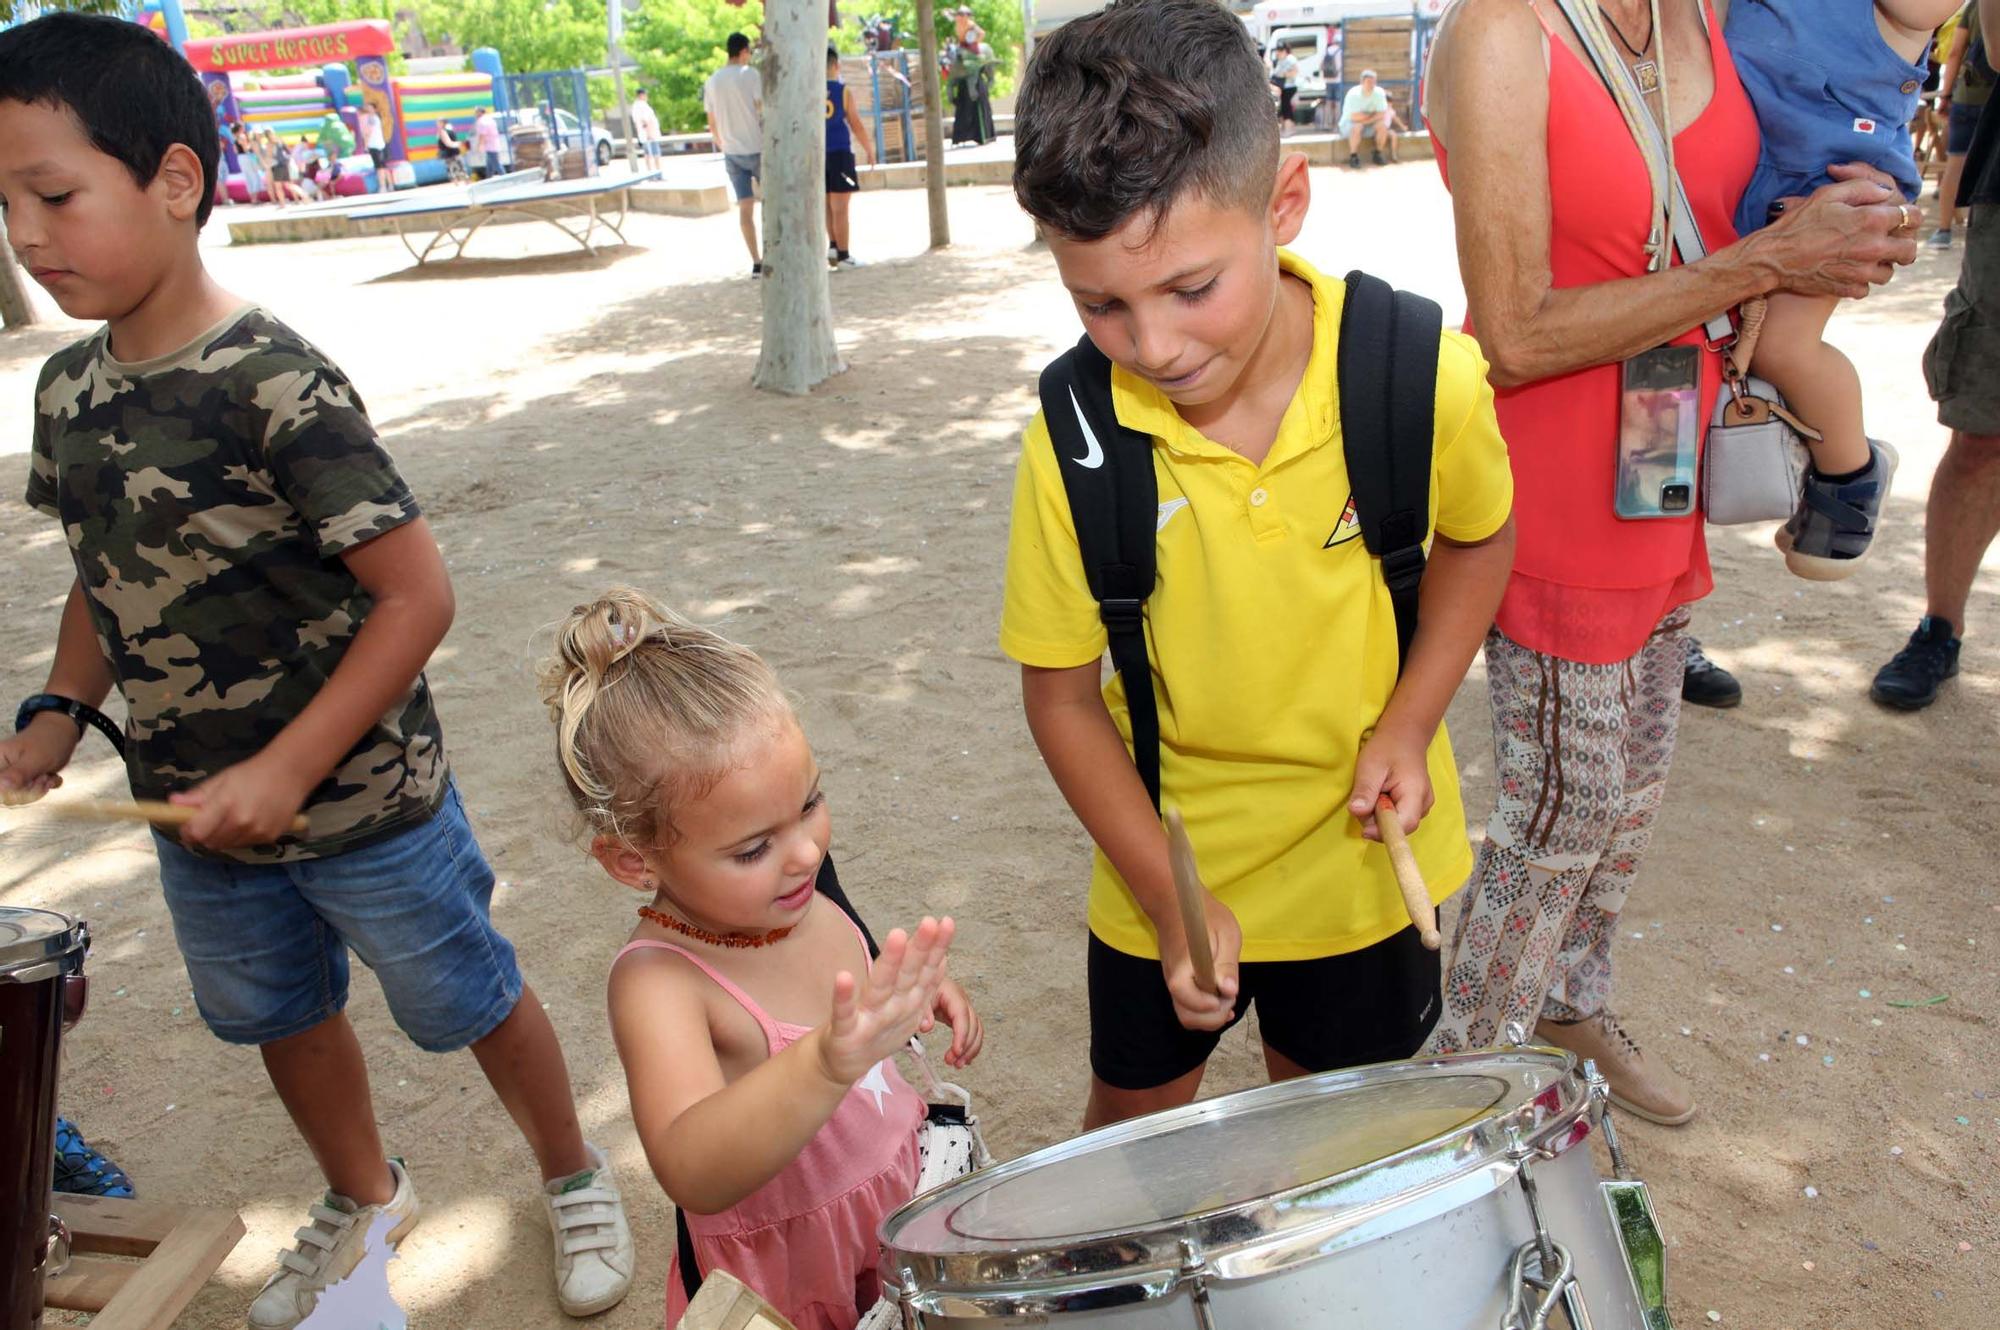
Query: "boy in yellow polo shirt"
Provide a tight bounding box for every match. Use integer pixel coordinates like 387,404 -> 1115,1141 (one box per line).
1004,0 -> 1516,1128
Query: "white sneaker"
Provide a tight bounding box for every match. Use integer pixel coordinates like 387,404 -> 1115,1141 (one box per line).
542,1143 -> 634,1316
247,1158 -> 419,1330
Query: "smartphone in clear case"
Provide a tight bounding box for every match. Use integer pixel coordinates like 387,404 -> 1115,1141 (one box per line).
1615,344 -> 1701,520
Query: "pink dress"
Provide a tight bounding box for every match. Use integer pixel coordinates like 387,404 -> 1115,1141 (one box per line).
615,921 -> 924,1330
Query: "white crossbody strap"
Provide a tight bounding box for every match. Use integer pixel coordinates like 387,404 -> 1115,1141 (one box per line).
1551,0 -> 1737,346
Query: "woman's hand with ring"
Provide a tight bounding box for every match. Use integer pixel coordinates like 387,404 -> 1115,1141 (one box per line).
1755,165 -> 1921,299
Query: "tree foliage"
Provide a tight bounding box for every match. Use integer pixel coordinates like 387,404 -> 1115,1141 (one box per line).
624,0 -> 765,134
0,0 -> 121,27
428,0 -> 610,74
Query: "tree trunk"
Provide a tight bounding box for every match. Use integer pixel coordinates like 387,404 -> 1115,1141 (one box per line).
752,0 -> 844,395
1,236 -> 39,330
915,0 -> 951,248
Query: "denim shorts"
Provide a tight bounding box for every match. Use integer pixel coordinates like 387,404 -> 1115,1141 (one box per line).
153,780 -> 523,1052
724,151 -> 761,201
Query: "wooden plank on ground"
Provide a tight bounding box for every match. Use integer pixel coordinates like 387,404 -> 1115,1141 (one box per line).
55,1195 -> 185,1256
44,1198 -> 244,1330
86,1210 -> 245,1330
44,1252 -> 134,1313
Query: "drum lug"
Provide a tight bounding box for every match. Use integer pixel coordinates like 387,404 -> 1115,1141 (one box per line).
41,1212 -> 73,1280
1177,1238 -> 1218,1330
1583,1059 -> 1633,1182
894,1267 -> 922,1329
1502,1129 -> 1592,1330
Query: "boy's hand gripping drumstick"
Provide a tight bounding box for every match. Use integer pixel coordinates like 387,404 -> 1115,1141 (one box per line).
1164,808 -> 1218,994
0,788 -> 309,837
1374,795 -> 1440,950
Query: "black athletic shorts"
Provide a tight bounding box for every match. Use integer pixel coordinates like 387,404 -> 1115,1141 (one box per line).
826,148 -> 860,194
1087,927 -> 1442,1091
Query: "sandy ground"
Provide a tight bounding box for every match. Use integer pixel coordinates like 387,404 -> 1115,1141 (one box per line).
2,162 -> 1995,1329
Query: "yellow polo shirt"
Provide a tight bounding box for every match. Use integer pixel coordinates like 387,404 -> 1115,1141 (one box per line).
1001,250 -> 1513,962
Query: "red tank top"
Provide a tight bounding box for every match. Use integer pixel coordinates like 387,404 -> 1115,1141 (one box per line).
1434,1 -> 1759,664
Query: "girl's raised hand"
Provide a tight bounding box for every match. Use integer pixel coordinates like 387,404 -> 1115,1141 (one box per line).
817,917 -> 956,1086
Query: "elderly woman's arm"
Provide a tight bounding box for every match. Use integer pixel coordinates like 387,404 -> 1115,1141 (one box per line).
1432,0 -> 1918,390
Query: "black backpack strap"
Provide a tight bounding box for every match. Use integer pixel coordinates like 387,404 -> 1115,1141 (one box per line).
1038,335 -> 1162,809
1339,270 -> 1443,671
677,1209 -> 701,1297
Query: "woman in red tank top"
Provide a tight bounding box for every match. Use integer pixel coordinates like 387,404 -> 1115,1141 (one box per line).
1420,0 -> 1917,1123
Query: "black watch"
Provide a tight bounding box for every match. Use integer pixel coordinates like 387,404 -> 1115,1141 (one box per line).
16,694 -> 125,758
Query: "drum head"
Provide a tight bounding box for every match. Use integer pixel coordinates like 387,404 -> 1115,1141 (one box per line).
882,1051 -> 1586,1294
0,906 -> 86,980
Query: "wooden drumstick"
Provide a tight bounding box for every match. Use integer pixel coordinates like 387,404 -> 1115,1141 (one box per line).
1375,795 -> 1440,950
1164,808 -> 1218,994
1,789 -> 308,836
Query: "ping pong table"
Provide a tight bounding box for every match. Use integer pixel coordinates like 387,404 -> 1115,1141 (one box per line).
345,169 -> 663,266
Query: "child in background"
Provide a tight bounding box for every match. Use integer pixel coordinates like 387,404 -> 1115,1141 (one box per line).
540,590 -> 982,1329
0,18 -> 633,1326
1727,0 -> 1966,579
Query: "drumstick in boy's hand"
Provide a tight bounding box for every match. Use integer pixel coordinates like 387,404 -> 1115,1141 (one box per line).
1374,796 -> 1440,950
1,790 -> 308,837
1165,808 -> 1218,994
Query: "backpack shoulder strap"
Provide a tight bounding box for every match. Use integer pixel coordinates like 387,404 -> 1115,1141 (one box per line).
1037,336 -> 1163,809
1338,270 -> 1443,672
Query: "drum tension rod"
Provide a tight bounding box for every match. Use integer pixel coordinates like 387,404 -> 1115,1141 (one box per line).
1503,1127 -> 1592,1330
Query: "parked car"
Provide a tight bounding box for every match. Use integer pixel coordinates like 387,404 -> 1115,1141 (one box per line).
552,107 -> 614,166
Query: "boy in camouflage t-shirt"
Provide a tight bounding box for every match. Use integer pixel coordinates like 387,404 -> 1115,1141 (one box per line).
0,18 -> 634,1327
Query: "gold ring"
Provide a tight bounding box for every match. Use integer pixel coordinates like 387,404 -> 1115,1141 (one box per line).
1899,204 -> 1918,233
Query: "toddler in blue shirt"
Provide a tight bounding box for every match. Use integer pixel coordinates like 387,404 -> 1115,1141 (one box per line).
1727,0 -> 1961,579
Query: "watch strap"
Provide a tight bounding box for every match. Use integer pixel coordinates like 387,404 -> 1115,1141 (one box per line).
16,694 -> 126,758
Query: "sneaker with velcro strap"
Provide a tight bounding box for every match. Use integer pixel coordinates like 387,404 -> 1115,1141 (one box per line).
1774,439 -> 1898,581
541,1142 -> 635,1316
247,1157 -> 419,1330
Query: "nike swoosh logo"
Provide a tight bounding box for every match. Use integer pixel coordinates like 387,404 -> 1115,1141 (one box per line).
1156,497 -> 1190,532
1067,387 -> 1104,469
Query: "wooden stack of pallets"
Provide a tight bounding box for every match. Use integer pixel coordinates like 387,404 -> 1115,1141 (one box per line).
1343,17 -> 1417,127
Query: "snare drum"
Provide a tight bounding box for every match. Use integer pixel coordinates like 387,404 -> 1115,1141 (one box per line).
1,906 -> 90,1330
879,1050 -> 1674,1328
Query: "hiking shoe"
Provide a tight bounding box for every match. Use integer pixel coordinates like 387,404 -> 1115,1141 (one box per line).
53,1116 -> 134,1198
1774,438 -> 1898,581
1927,228 -> 1954,249
1347,152 -> 1361,168
1870,615 -> 1961,710
1681,637 -> 1742,709
1536,1014 -> 1695,1126
1372,149 -> 1387,166
247,1158 -> 419,1330
542,1143 -> 634,1316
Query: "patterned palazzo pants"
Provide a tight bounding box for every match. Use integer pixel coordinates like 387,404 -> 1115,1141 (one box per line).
1424,607 -> 1690,1053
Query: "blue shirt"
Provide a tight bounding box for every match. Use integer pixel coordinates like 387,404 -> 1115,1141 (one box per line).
826,79 -> 851,154
1727,0 -> 1926,229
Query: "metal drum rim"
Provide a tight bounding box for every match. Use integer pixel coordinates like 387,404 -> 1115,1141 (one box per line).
879,1048 -> 1590,1310
0,905 -> 88,980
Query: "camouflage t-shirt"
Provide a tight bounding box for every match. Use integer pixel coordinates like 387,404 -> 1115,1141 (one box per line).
25,306 -> 448,863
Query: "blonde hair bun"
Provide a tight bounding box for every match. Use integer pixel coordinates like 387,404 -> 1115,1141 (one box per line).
539,589 -> 788,848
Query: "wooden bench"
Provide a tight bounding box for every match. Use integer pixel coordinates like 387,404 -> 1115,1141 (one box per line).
45,1195 -> 244,1330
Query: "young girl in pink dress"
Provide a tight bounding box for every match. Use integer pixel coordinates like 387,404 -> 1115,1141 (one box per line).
540,589 -> 983,1329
